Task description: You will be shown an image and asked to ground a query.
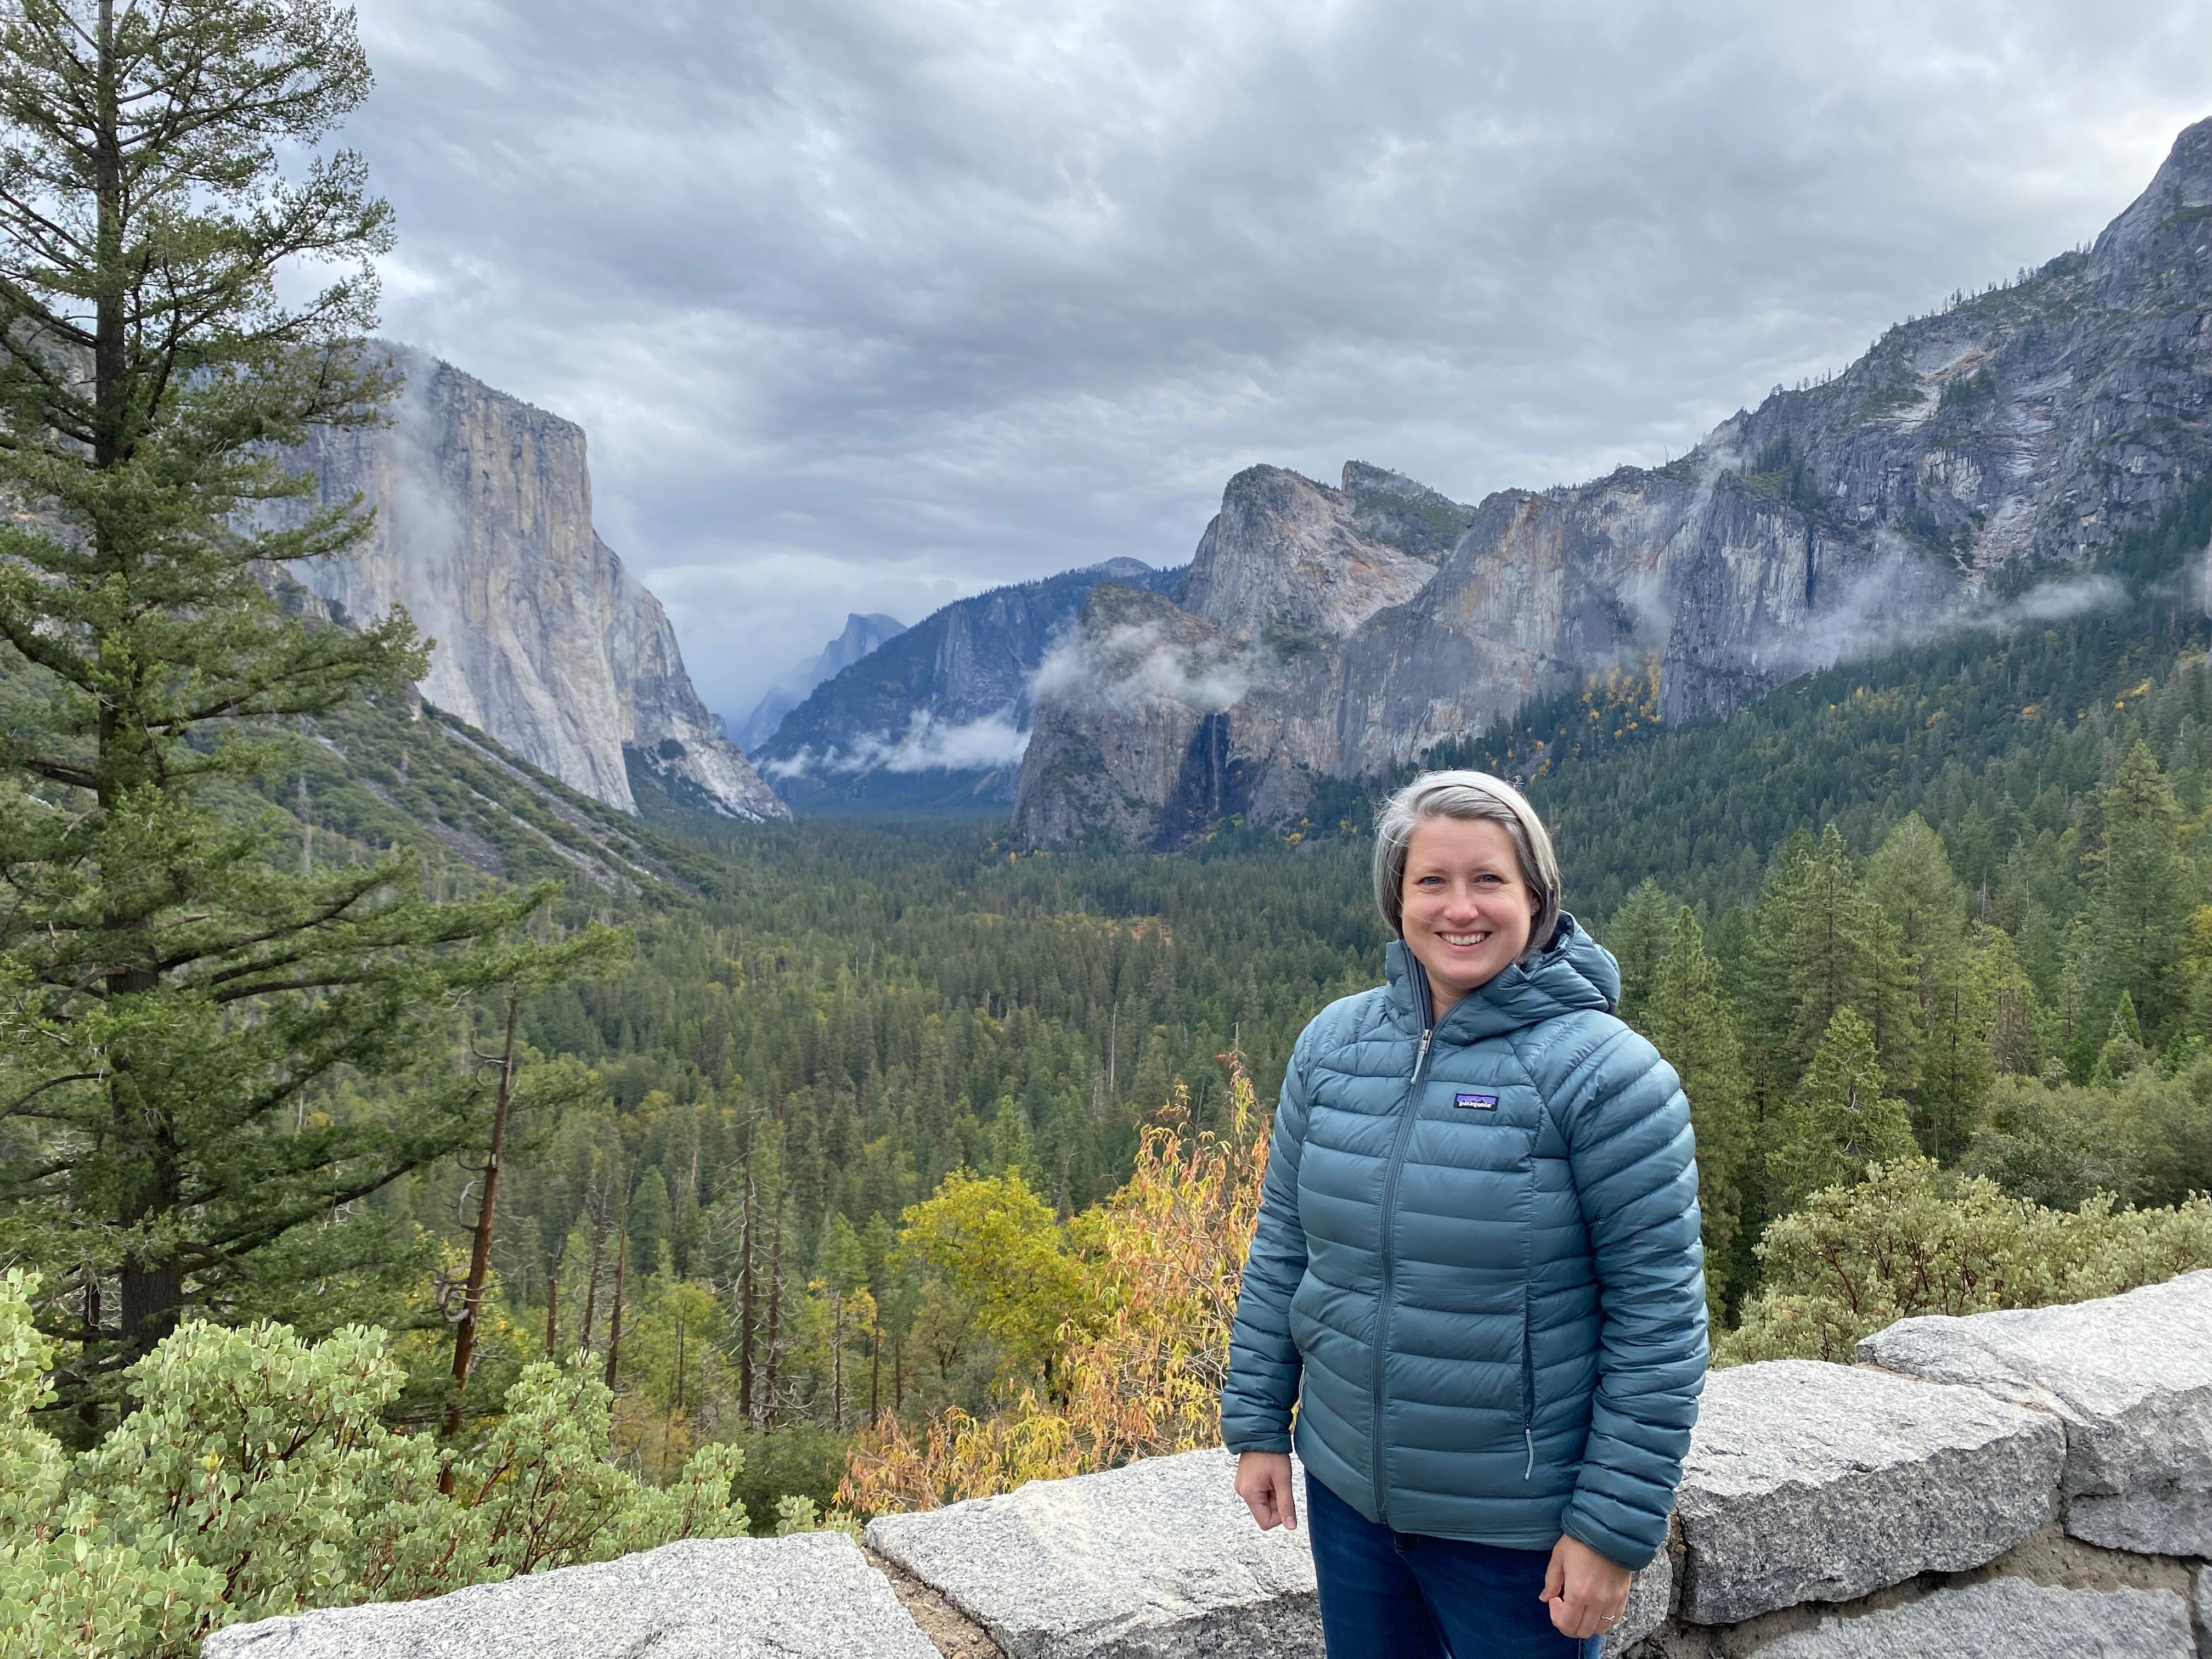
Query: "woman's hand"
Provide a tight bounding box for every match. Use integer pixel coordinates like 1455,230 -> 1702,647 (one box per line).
1540,1533 -> 1632,1640
1233,1451 -> 1298,1531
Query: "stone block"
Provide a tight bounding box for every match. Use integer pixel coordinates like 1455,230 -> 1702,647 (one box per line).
866,1447 -> 1321,1658
1858,1271 -> 2212,1556
200,1532 -> 937,1659
1743,1577 -> 2194,1658
1673,1359 -> 2062,1624
1604,1548 -> 1674,1656
2194,1565 -> 2210,1659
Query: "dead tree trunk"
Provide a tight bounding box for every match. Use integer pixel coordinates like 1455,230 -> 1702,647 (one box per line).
441,997 -> 521,1486
761,1184 -> 786,1428
604,1217 -> 629,1390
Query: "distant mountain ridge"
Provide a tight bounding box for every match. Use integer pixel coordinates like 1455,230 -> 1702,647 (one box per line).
755,557 -> 1182,813
733,612 -> 906,753
279,345 -> 788,823
1015,116 -> 2212,848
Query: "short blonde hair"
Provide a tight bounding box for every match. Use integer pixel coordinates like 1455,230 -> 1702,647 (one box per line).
1372,770 -> 1561,958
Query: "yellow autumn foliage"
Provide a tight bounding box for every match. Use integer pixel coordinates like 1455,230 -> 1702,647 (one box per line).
838,1058 -> 1268,1514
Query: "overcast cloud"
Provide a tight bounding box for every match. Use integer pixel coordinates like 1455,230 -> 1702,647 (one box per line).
346,0 -> 2212,719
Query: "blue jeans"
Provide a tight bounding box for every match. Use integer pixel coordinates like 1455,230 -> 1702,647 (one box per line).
1305,1474 -> 1601,1659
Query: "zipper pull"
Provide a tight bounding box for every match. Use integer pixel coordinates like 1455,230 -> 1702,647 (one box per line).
1524,1426 -> 1536,1480
1415,1029 -> 1432,1080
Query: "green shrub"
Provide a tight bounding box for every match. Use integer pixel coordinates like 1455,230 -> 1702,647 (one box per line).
0,1271 -> 749,1659
1722,1160 -> 2212,1365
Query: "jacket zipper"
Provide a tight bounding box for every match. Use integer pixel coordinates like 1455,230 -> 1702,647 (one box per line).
1372,966 -> 1433,1527
1521,1297 -> 1537,1480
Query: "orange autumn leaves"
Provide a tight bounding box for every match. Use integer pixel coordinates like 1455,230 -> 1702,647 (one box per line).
838,1058 -> 1268,1513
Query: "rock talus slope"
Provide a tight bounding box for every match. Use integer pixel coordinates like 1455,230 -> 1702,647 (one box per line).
284,347 -> 786,821
1019,117 -> 2212,848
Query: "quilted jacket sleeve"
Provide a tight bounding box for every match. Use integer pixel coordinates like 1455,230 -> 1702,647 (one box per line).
1218,1026 -> 1318,1454
1550,1019 -> 1708,1568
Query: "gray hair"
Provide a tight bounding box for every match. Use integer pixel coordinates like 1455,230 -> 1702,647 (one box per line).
1372,770 -> 1562,957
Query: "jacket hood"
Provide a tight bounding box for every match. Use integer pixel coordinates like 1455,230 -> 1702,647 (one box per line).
1385,913 -> 1620,1042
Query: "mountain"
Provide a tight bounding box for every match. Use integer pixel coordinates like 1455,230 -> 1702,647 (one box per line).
1017,116 -> 2212,849
755,557 -> 1182,814
278,346 -> 788,823
733,612 -> 906,753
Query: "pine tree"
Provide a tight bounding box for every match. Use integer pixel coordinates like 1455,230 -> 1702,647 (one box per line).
628,1168 -> 673,1278
1603,877 -> 1676,1025
1769,1008 -> 1918,1211
816,1211 -> 865,1431
2088,994 -> 2149,1087
1866,814 -> 1967,969
1915,965 -> 1994,1162
1745,827 -> 1920,1097
1640,908 -> 1754,1311
2074,742 -> 2193,1054
0,1 -> 584,1413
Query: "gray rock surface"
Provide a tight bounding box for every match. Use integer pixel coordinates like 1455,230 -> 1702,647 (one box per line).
2193,1566 -> 2209,1659
1178,464 -> 1441,645
757,557 -> 1182,812
1019,118 -> 2212,849
1858,1271 -> 2212,1556
1674,1359 -> 2062,1624
866,1447 -> 1321,1659
1015,585 -> 1259,850
1606,1549 -> 1674,1656
1742,1578 -> 2194,1659
281,346 -> 786,822
200,1532 -> 933,1659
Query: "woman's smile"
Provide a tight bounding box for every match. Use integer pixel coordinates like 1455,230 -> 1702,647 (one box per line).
1400,816 -> 1540,1014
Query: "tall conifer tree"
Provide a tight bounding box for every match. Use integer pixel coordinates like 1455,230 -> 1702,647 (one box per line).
1639,907 -> 1753,1310
0,1 -> 579,1411
1769,1008 -> 1918,1211
2074,742 -> 2192,1057
1604,877 -> 1675,1026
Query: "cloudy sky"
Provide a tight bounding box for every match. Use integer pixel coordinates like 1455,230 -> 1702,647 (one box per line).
347,0 -> 2211,721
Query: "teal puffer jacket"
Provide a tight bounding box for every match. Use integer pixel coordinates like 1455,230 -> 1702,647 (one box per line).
1221,920 -> 1706,1569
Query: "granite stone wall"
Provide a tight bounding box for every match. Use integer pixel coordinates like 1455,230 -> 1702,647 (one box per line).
206,1272 -> 2212,1659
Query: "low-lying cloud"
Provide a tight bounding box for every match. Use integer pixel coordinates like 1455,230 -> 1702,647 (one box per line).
1032,620 -> 1252,715
763,706 -> 1031,777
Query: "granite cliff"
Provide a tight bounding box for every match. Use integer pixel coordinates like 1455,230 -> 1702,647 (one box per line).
757,558 -> 1181,814
1018,117 -> 2212,848
282,347 -> 788,822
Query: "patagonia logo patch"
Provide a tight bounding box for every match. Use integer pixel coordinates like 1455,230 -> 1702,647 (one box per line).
1454,1092 -> 1499,1111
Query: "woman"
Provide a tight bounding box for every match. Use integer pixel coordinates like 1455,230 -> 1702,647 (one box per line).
1223,770 -> 1706,1657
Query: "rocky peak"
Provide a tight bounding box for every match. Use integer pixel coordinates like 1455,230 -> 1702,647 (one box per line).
1340,460 -> 1476,561
735,611 -> 906,753
1176,464 -> 1442,644
2094,115 -> 2212,274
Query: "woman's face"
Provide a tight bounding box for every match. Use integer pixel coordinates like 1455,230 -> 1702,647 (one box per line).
1400,815 -> 1541,1013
